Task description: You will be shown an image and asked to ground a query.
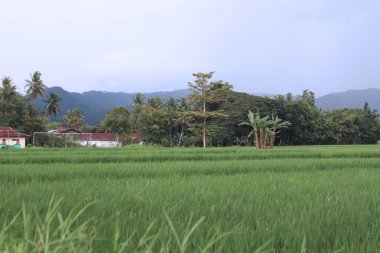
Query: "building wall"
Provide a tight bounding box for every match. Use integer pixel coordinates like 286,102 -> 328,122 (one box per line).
78,140 -> 120,148
1,137 -> 26,148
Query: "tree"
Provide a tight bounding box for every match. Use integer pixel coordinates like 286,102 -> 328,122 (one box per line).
188,72 -> 233,148
213,92 -> 275,146
274,91 -> 323,145
62,108 -> 85,131
25,71 -> 47,99
101,106 -> 130,134
130,93 -> 144,132
44,92 -> 61,116
166,97 -> 177,147
0,77 -> 17,101
267,114 -> 292,148
174,97 -> 194,147
139,97 -> 168,145
0,77 -> 23,127
23,103 -> 47,135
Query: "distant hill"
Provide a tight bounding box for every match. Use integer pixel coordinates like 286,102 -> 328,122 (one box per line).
34,87 -> 380,124
34,87 -> 190,124
315,88 -> 380,111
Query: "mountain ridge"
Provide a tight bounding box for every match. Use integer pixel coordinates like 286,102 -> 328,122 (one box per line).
34,87 -> 380,124
315,88 -> 380,111
34,87 -> 190,124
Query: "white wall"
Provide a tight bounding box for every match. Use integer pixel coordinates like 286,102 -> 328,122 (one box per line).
1,137 -> 26,148
78,140 -> 120,148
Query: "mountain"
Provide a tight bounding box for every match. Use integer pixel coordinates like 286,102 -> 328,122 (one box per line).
34,87 -> 380,124
34,87 -> 190,124
315,88 -> 380,111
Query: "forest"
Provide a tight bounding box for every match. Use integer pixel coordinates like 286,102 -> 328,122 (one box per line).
1,71 -> 380,147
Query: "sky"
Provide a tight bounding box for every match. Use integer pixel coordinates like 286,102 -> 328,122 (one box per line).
1,0 -> 380,97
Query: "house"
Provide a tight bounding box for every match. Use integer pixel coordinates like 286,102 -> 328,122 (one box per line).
74,133 -> 120,147
0,127 -> 29,148
43,128 -> 121,148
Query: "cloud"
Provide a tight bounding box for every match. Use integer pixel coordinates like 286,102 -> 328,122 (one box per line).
1,0 -> 380,95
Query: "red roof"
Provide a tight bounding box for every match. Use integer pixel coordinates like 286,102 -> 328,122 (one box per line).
0,127 -> 29,137
74,133 -> 118,142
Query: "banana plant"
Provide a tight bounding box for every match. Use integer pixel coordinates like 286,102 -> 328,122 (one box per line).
239,111 -> 291,149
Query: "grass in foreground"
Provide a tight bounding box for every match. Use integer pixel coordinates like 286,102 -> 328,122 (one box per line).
1,145 -> 380,252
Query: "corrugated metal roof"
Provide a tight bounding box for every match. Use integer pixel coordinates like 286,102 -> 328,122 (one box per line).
48,128 -> 82,134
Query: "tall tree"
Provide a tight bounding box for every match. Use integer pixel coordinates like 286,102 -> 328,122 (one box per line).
188,72 -> 233,148
25,71 -> 47,99
44,92 -> 61,116
139,97 -> 168,145
101,106 -> 130,134
166,97 -> 177,147
0,77 -> 22,127
174,97 -> 194,147
0,77 -> 17,101
62,108 -> 85,131
130,93 -> 144,132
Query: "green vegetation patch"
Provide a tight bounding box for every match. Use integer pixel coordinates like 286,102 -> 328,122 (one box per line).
1,145 -> 380,252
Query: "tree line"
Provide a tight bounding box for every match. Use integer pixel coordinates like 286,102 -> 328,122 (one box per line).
1,71 -> 380,147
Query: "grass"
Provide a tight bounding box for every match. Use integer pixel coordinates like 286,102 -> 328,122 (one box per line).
1,145 -> 380,252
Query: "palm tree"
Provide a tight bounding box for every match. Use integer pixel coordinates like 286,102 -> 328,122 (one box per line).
131,93 -> 144,132
62,108 -> 85,130
0,77 -> 17,101
44,92 -> 61,116
25,71 -> 47,99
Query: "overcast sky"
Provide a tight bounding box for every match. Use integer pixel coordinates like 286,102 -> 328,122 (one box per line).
1,0 -> 380,96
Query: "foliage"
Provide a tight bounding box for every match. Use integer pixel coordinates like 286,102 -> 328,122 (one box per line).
239,111 -> 291,149
100,106 -> 130,136
44,92 -> 61,117
25,71 -> 47,99
33,133 -> 79,148
139,97 -> 169,145
188,72 -> 233,148
130,93 -> 144,132
0,76 -> 17,101
61,108 -> 86,131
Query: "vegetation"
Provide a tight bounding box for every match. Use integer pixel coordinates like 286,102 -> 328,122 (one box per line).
25,71 -> 47,100
239,111 -> 291,149
61,108 -> 85,131
1,146 -> 380,252
188,72 -> 233,148
0,72 -> 380,147
44,91 -> 61,117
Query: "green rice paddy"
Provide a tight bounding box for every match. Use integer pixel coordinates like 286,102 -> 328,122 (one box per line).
1,145 -> 380,252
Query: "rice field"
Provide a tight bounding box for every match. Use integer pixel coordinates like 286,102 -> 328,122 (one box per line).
1,145 -> 380,252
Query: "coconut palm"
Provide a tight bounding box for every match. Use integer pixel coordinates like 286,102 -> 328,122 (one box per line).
131,93 -> 144,132
0,77 -> 17,101
44,92 -> 61,116
25,71 -> 47,99
62,108 -> 85,131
